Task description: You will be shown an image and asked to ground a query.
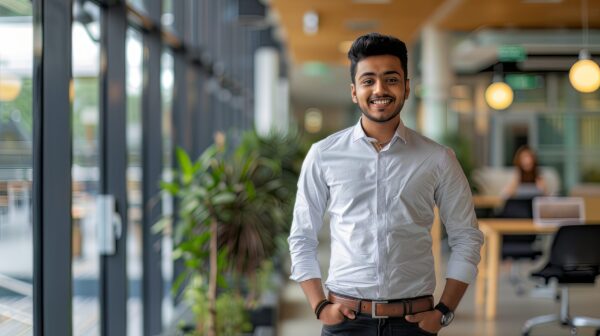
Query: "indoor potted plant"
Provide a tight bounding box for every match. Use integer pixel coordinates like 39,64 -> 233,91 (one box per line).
160,131 -> 293,335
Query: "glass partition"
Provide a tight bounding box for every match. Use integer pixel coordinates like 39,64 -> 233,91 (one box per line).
126,28 -> 143,336
160,50 -> 174,328
162,0 -> 173,29
71,1 -> 102,334
0,1 -> 34,334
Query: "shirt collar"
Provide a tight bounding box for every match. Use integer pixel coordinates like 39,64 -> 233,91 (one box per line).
351,117 -> 408,144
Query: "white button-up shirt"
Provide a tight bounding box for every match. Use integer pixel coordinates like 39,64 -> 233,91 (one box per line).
288,119 -> 483,300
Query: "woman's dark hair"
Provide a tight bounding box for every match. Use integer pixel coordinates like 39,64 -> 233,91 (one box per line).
513,145 -> 539,183
347,32 -> 408,84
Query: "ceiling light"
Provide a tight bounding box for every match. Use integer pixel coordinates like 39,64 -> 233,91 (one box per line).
485,63 -> 513,110
569,50 -> 600,93
0,74 -> 22,102
485,82 -> 513,110
304,108 -> 323,133
303,11 -> 319,35
569,0 -> 600,93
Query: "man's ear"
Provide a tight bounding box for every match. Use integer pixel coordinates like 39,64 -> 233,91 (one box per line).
404,79 -> 410,99
351,83 -> 357,103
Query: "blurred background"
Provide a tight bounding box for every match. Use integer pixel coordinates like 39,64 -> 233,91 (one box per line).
1,0 -> 600,335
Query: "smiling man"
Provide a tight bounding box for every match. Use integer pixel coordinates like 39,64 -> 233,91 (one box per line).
288,33 -> 484,335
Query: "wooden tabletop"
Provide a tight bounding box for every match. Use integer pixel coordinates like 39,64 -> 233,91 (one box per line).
478,218 -> 559,235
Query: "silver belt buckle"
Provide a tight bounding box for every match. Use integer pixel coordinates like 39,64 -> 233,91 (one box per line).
371,300 -> 389,318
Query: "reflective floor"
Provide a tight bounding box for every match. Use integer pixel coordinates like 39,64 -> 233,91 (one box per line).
278,222 -> 600,336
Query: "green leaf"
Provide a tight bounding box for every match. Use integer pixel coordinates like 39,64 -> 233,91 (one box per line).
180,198 -> 200,216
216,249 -> 229,289
152,216 -> 171,234
171,271 -> 189,295
185,258 -> 199,269
177,231 -> 211,253
191,186 -> 208,199
217,248 -> 229,270
244,181 -> 256,200
191,207 -> 211,225
176,147 -> 193,173
199,145 -> 218,167
196,231 -> 212,247
172,247 -> 184,260
160,181 -> 179,195
211,192 -> 236,205
217,273 -> 228,289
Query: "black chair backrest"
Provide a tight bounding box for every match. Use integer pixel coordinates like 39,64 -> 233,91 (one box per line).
499,198 -> 536,245
549,225 -> 600,268
500,198 -> 533,219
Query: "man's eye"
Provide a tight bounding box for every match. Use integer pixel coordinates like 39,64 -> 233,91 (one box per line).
387,78 -> 399,83
362,79 -> 373,85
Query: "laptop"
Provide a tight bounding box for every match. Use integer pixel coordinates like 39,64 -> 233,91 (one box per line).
533,197 -> 585,226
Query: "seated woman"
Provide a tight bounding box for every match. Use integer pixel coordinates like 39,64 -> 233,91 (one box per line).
499,146 -> 548,293
503,145 -> 547,200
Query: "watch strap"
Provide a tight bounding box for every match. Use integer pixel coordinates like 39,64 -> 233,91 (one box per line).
434,302 -> 451,315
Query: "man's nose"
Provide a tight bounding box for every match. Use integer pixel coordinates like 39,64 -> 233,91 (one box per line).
373,80 -> 387,95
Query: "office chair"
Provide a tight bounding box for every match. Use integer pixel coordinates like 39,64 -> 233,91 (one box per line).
500,198 -> 534,218
498,198 -> 543,293
522,225 -> 600,336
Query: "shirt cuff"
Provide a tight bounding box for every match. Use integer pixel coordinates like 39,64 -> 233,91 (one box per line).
290,262 -> 322,283
445,259 -> 478,284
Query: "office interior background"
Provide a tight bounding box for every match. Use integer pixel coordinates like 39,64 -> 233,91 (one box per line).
0,0 -> 600,335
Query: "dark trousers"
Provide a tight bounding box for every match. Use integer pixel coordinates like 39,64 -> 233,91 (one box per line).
321,314 -> 437,336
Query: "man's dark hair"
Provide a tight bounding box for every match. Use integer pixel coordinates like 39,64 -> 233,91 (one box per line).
347,33 -> 408,84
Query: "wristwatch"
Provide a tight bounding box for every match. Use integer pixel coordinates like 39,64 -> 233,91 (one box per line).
434,302 -> 455,327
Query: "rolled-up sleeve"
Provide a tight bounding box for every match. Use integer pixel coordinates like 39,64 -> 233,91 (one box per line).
434,148 -> 484,284
288,144 -> 329,282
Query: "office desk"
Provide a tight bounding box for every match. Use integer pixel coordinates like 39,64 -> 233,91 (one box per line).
472,195 -> 504,218
472,195 -> 504,209
475,219 -> 558,319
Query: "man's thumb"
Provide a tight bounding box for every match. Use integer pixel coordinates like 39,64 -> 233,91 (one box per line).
405,314 -> 416,322
340,306 -> 356,319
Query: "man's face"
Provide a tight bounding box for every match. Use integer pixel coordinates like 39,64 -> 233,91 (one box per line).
351,55 -> 410,124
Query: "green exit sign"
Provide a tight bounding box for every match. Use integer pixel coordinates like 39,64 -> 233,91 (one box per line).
505,74 -> 543,90
302,62 -> 330,77
498,45 -> 527,62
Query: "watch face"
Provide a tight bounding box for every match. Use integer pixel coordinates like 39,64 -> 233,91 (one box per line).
440,311 -> 455,327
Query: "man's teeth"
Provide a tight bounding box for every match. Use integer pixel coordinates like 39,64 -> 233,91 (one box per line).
371,99 -> 392,104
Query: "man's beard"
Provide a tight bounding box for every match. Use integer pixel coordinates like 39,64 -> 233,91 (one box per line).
360,100 -> 405,123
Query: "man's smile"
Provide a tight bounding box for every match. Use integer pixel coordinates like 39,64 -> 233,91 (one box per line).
369,97 -> 394,108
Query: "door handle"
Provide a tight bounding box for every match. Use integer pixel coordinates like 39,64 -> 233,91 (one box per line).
96,194 -> 122,255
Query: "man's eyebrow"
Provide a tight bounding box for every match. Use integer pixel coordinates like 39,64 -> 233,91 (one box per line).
383,70 -> 401,76
358,70 -> 402,79
357,72 -> 375,79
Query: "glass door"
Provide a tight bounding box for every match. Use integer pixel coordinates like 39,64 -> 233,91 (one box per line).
72,3 -> 144,335
71,1 -> 102,334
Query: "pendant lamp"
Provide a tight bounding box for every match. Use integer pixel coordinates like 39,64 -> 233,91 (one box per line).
569,0 -> 600,93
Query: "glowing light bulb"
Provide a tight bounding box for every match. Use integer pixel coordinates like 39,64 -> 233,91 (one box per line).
569,58 -> 600,93
485,82 -> 513,110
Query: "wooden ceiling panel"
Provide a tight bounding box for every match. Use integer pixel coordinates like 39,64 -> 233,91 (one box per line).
270,0 -> 445,64
270,0 -> 600,65
438,0 -> 600,31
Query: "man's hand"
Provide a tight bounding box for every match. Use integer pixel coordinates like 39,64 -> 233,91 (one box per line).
405,310 -> 442,334
319,303 -> 356,326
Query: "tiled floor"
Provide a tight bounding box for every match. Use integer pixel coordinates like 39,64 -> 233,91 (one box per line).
278,222 -> 600,336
